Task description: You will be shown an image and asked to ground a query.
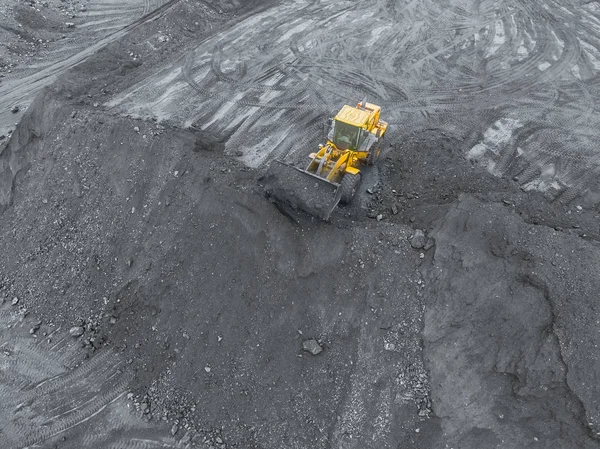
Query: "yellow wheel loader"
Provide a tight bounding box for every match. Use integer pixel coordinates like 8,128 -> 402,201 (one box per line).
264,100 -> 388,220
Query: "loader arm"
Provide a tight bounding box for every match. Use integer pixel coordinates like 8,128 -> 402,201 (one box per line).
326,151 -> 352,183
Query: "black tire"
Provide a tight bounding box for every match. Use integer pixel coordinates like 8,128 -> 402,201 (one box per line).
339,173 -> 361,205
367,145 -> 382,166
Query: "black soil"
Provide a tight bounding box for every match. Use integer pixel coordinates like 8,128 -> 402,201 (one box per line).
1,1 -> 600,449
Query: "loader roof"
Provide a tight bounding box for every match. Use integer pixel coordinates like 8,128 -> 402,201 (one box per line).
335,105 -> 371,127
334,103 -> 380,128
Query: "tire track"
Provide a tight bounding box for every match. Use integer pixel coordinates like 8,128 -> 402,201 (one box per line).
13,350 -> 118,405
0,0 -> 179,138
104,0 -> 600,205
0,304 -> 178,448
108,439 -> 179,449
12,375 -> 132,449
181,46 -> 309,111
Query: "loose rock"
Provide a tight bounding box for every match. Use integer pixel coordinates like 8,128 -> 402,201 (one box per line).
11,105 -> 19,113
302,339 -> 323,355
181,432 -> 192,444
11,297 -> 19,306
424,237 -> 436,251
69,326 -> 84,337
410,229 -> 426,249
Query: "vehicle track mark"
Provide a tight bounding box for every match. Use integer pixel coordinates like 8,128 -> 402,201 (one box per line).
103,0 -> 600,203
0,304 -> 177,448
0,0 -> 179,138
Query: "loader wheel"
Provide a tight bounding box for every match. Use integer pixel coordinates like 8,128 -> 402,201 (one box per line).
367,145 -> 381,166
339,173 -> 361,205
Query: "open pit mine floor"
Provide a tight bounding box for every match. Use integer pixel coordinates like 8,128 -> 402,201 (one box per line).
2,1 -> 600,448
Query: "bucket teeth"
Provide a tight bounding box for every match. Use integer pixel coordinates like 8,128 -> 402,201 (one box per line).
264,160 -> 341,221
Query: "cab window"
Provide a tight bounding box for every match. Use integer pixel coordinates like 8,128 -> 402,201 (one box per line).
333,121 -> 364,150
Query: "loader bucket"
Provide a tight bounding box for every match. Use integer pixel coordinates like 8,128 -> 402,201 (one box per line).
264,160 -> 342,221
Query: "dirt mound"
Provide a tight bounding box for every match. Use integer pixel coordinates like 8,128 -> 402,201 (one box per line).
0,85 -> 435,448
424,195 -> 600,448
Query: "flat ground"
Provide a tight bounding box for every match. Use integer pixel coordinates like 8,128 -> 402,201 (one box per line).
1,1 -> 600,448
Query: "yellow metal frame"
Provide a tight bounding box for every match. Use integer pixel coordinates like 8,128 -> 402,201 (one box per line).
305,101 -> 388,185
307,143 -> 361,184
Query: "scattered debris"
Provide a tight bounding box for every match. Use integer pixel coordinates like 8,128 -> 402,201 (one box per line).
29,320 -> 42,335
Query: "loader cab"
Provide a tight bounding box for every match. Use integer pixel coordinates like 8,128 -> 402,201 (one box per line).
330,105 -> 371,151
332,120 -> 366,150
